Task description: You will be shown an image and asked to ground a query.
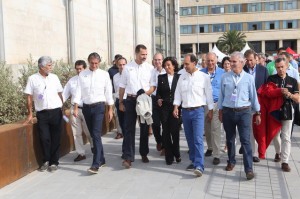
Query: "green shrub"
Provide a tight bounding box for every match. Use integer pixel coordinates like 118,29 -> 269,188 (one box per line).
0,62 -> 26,124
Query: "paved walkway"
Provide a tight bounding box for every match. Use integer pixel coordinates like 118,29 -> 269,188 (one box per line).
1,125 -> 300,199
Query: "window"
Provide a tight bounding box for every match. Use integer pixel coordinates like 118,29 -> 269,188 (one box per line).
247,3 -> 262,12
248,22 -> 262,31
229,23 -> 243,31
283,20 -> 298,29
197,25 -> 208,33
180,7 -> 192,16
265,41 -> 279,53
228,4 -> 241,13
212,24 -> 225,32
283,0 -> 297,10
265,2 -> 279,11
181,44 -> 193,54
197,6 -> 208,15
211,5 -> 224,14
180,25 -> 192,34
265,21 -> 279,30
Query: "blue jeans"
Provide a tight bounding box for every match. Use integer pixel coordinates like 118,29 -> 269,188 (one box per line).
82,103 -> 105,168
222,107 -> 253,173
182,107 -> 205,171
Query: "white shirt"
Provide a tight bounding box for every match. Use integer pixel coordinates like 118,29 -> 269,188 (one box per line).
174,70 -> 214,110
73,68 -> 114,105
178,68 -> 186,75
119,60 -> 153,95
150,67 -> 166,95
113,73 -> 127,99
24,73 -> 63,111
63,75 -> 84,107
167,74 -> 174,89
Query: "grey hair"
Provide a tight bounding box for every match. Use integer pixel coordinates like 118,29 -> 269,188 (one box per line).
257,53 -> 266,59
153,52 -> 164,60
230,51 -> 245,61
206,52 -> 217,59
38,56 -> 52,69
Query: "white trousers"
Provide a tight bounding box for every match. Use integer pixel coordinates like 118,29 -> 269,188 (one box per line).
70,106 -> 93,155
250,115 -> 258,157
205,103 -> 222,158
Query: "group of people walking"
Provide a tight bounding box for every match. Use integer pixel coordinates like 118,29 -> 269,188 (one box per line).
23,44 -> 300,181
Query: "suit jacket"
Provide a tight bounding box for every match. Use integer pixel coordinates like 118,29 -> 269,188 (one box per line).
156,73 -> 180,110
243,64 -> 268,91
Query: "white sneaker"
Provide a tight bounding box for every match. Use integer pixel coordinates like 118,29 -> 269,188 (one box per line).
48,165 -> 58,172
194,168 -> 203,177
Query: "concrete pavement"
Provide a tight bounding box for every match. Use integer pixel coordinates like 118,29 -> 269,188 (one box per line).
1,126 -> 300,199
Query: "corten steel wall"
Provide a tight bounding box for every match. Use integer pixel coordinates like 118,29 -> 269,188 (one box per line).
0,120 -> 74,188
0,108 -> 115,188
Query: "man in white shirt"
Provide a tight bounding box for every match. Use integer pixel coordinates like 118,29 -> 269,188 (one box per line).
113,56 -> 127,157
119,44 -> 155,168
173,54 -> 214,177
73,52 -> 114,174
150,53 -> 166,154
62,60 -> 93,162
24,56 -> 63,172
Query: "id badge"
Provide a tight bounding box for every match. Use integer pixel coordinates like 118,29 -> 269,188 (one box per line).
230,93 -> 237,102
38,94 -> 44,100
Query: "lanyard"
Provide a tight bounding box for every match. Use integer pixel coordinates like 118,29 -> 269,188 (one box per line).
281,78 -> 286,88
232,72 -> 244,93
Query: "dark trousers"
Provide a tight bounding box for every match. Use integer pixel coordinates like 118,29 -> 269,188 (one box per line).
82,103 -> 105,168
161,107 -> 180,163
36,108 -> 62,166
151,95 -> 163,146
115,98 -> 126,153
123,97 -> 149,162
222,107 -> 253,173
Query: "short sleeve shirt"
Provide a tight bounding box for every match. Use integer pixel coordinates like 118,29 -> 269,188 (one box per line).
267,74 -> 299,94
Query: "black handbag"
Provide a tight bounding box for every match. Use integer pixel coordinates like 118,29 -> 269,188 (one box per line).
280,99 -> 293,120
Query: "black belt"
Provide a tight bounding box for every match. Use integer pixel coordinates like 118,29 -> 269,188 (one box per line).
183,106 -> 203,111
83,102 -> 105,107
72,104 -> 82,109
223,106 -> 250,112
37,108 -> 61,113
127,94 -> 137,99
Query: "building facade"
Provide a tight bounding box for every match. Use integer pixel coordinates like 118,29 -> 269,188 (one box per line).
179,0 -> 300,56
0,0 -> 179,67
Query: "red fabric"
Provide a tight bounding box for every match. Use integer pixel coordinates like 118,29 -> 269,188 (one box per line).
286,47 -> 299,58
253,82 -> 283,159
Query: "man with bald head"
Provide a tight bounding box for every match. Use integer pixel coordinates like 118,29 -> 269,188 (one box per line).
201,52 -> 224,165
151,53 -> 166,154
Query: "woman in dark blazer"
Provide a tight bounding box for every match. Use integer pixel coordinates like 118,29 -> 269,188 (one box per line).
156,57 -> 181,165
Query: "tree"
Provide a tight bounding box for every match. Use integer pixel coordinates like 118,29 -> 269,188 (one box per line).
216,30 -> 247,54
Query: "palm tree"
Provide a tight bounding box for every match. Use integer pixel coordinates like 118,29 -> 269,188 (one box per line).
216,30 -> 247,54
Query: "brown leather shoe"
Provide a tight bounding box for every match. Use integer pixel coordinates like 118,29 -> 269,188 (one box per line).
114,132 -> 123,139
274,153 -> 281,162
246,171 -> 255,180
160,149 -> 165,156
281,163 -> 291,172
156,143 -> 162,151
122,160 -> 131,169
74,154 -> 86,162
225,163 -> 235,171
142,156 -> 149,163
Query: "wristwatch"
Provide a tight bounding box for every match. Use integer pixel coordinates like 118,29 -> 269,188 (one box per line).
255,111 -> 261,115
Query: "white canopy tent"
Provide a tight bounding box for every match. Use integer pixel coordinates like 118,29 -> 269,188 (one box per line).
212,45 -> 227,62
241,42 -> 251,54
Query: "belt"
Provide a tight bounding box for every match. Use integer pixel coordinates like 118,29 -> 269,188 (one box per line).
127,94 -> 137,99
224,106 -> 250,112
37,108 -> 60,113
83,102 -> 105,107
72,104 -> 82,109
183,106 -> 203,111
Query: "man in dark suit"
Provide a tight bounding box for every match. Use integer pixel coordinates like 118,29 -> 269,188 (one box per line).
243,49 -> 268,162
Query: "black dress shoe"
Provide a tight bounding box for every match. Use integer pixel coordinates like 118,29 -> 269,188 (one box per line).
212,158 -> 220,165
239,147 -> 243,154
205,149 -> 213,157
141,156 -> 149,163
253,156 -> 260,163
166,161 -> 173,165
175,157 -> 181,163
